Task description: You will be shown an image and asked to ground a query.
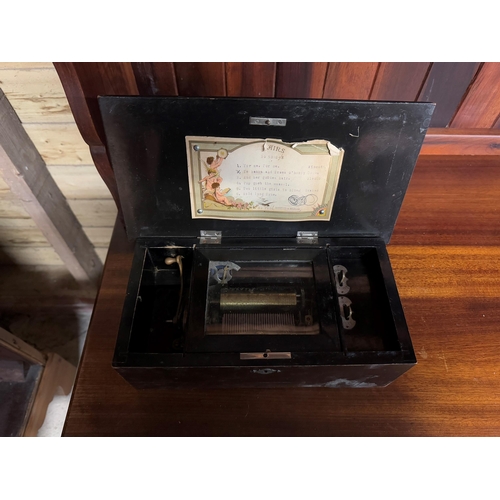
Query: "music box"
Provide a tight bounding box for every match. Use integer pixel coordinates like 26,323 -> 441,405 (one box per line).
99,96 -> 434,388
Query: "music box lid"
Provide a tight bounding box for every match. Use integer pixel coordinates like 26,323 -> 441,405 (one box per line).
99,96 -> 434,243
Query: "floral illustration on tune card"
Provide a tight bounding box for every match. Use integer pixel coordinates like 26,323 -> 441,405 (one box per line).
198,148 -> 253,210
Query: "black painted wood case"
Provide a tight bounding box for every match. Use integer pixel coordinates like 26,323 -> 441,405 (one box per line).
99,97 -> 434,388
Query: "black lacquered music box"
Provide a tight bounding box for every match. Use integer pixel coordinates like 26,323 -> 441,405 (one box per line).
99,96 -> 434,389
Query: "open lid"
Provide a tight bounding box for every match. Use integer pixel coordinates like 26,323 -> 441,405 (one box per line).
99,97 -> 434,243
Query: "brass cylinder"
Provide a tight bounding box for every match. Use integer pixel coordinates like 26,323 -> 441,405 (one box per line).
220,291 -> 297,311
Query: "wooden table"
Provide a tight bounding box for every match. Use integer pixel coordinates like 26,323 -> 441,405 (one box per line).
63,155 -> 500,436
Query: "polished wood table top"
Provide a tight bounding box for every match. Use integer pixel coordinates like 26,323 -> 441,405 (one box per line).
63,155 -> 500,436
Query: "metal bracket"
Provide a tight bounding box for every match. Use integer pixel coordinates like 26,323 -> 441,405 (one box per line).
240,351 -> 291,360
338,296 -> 356,330
249,117 -> 287,127
209,261 -> 240,284
296,231 -> 318,244
333,265 -> 350,295
199,230 -> 221,244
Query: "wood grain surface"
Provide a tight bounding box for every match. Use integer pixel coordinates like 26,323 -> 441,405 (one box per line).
0,246 -> 108,266
51,61 -> 500,220
0,225 -> 112,248
275,62 -> 328,98
53,62 -> 135,209
323,62 -> 379,100
451,63 -> 500,128
0,91 -> 102,283
47,165 -> 111,199
421,129 -> 500,156
24,353 -> 76,437
226,62 -> 276,97
23,123 -> 93,165
392,155 -> 500,246
370,62 -> 431,101
0,63 -> 116,270
0,67 -> 73,123
174,63 -> 226,97
0,195 -> 117,231
418,63 -> 481,127
131,62 -> 178,96
62,155 -> 500,436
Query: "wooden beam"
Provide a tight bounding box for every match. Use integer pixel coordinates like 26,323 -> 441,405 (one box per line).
24,353 -> 76,437
0,90 -> 103,284
0,325 -> 76,436
422,128 -> 500,156
0,326 -> 46,366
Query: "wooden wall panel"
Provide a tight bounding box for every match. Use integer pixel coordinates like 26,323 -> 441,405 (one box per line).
23,123 -> 93,165
0,224 -> 113,248
451,63 -> 500,128
174,63 -> 226,96
54,63 -> 108,147
72,62 -> 138,96
5,97 -> 72,124
68,62 -> 139,143
0,63 -> 52,69
131,62 -> 178,96
370,62 -> 431,101
54,62 -> 139,209
0,63 -> 118,270
0,246 -> 108,266
0,175 -> 9,194
47,166 -> 112,199
0,68 -> 72,123
83,227 -> 113,247
418,62 -> 481,127
0,246 -> 63,266
0,197 -> 32,219
0,198 -> 115,234
2,60 -> 500,273
0,217 -> 35,228
323,63 -> 379,99
226,63 -> 276,97
422,128 -> 500,155
67,200 -> 117,227
0,215 -> 51,249
0,224 -> 54,246
0,68 -> 66,98
0,88 -> 103,283
0,193 -> 116,228
276,62 -> 328,98
89,145 -> 120,211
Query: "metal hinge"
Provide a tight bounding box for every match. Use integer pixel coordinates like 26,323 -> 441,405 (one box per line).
200,230 -> 221,244
296,231 -> 318,244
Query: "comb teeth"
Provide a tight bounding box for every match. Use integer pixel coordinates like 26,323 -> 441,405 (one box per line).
222,313 -> 295,335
